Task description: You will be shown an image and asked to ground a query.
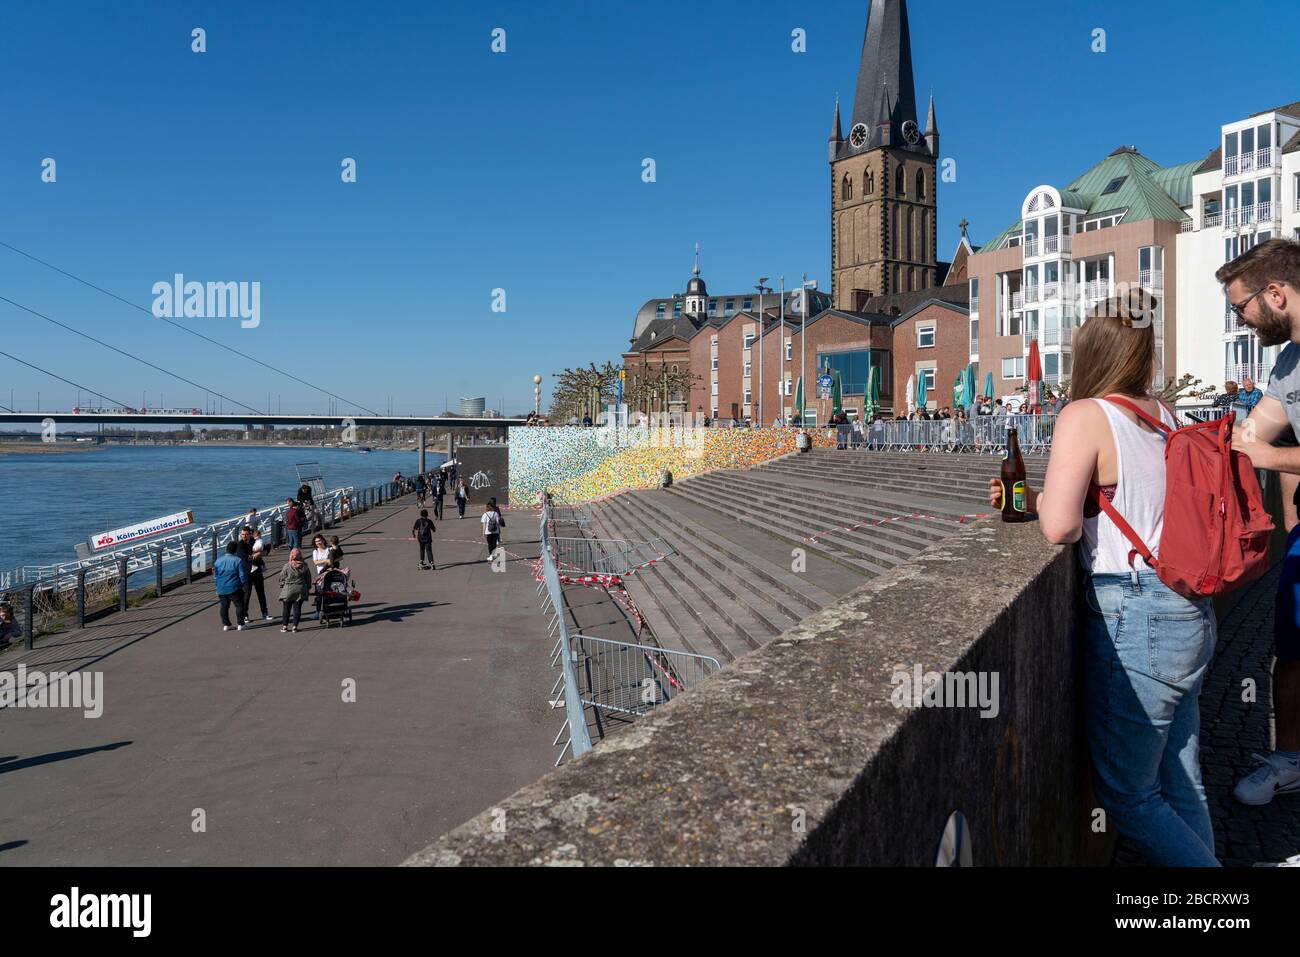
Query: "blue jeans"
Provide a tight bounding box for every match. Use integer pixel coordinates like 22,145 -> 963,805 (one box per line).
1082,569 -> 1220,866
286,529 -> 301,551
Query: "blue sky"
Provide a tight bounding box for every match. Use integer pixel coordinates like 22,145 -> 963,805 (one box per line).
1,0 -> 1297,415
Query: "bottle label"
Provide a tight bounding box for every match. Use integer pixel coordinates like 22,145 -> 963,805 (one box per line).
1013,481 -> 1027,512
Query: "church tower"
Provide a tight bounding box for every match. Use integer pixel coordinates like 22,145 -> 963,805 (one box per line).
830,0 -> 940,311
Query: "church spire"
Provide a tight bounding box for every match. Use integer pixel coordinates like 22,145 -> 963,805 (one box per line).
829,94 -> 843,162
924,91 -> 939,155
850,0 -> 918,146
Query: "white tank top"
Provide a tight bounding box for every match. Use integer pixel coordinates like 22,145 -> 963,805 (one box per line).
1079,398 -> 1178,575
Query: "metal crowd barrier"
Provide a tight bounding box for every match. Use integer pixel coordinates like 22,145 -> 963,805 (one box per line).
538,502 -> 595,764
551,536 -> 671,577
831,413 -> 1059,455
570,633 -> 719,717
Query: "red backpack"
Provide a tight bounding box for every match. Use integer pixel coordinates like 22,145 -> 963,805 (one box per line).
1089,396 -> 1274,599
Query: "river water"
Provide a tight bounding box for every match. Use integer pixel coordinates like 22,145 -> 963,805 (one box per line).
2,445 -> 443,572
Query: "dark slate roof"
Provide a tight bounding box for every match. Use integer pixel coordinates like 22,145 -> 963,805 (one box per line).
849,0 -> 918,140
1284,129 -> 1300,155
858,283 -> 969,317
1195,145 -> 1222,173
891,297 -> 969,327
1248,100 -> 1300,119
626,314 -> 704,353
632,289 -> 831,341
803,308 -> 897,329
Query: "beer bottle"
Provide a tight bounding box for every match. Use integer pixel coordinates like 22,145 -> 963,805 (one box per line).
1000,427 -> 1028,523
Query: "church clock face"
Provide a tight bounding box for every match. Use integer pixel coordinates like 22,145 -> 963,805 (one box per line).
848,123 -> 868,148
901,120 -> 920,145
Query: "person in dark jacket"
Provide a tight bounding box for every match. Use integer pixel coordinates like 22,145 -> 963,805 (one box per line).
0,604 -> 22,648
213,541 -> 248,632
412,509 -> 436,570
236,526 -> 270,623
284,498 -> 303,551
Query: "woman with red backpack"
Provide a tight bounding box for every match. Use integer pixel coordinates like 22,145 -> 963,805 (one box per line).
989,292 -> 1235,866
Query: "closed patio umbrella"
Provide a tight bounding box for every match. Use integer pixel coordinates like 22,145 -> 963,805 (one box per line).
905,373 -> 915,416
1026,339 -> 1043,411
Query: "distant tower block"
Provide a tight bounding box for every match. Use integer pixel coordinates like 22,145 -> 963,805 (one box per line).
459,397 -> 487,417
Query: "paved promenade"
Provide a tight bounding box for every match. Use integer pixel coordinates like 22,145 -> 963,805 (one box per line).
1,496 -> 560,865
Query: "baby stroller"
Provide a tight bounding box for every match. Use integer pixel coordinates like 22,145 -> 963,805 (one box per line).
317,568 -> 355,628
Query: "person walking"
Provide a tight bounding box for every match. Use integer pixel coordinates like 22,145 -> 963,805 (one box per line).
310,534 -> 331,577
284,498 -> 303,551
415,472 -> 427,507
237,526 -> 271,622
1217,239 -> 1300,806
277,548 -> 313,633
988,291 -> 1219,866
432,472 -> 445,521
456,478 -> 468,518
213,541 -> 248,632
412,509 -> 437,570
481,502 -> 503,559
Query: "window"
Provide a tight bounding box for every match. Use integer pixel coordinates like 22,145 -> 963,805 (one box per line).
895,165 -> 905,196
708,299 -> 718,316
906,207 -> 914,259
673,300 -> 682,316
917,325 -> 935,348
785,339 -> 792,361
743,332 -> 756,349
744,389 -> 752,405
655,302 -> 665,318
711,407 -> 718,419
864,170 -> 874,194
711,335 -> 718,346
921,369 -> 936,392
816,349 -> 889,395
710,355 -> 717,370
784,376 -> 793,396
724,298 -> 736,317
1002,356 -> 1025,378
969,318 -> 979,353
969,277 -> 980,312
1225,131 -> 1238,158
842,174 -> 853,202
743,298 -> 753,311
711,382 -> 718,396
1101,176 -> 1126,195
743,360 -> 751,377
915,168 -> 926,201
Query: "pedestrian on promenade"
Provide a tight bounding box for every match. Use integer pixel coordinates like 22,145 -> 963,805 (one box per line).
481,503 -> 503,559
987,290 -> 1220,866
277,548 -> 312,633
237,526 -> 271,623
328,535 -> 344,565
214,541 -> 248,633
284,498 -> 303,551
297,482 -> 314,506
416,472 -> 427,506
310,534 -> 331,577
245,507 -> 259,534
0,603 -> 22,648
412,509 -> 436,570
1215,239 -> 1300,806
432,472 -> 445,520
456,478 -> 468,518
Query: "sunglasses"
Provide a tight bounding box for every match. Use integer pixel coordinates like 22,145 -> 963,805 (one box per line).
1229,287 -> 1267,320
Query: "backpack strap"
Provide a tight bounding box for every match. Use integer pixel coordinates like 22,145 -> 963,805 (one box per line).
1088,483 -> 1157,570
1101,395 -> 1173,435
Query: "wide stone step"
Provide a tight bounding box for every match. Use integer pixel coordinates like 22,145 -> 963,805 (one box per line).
774,454 -> 1049,483
666,483 -> 892,577
619,491 -> 838,611
686,473 -> 941,561
698,470 -> 964,540
760,460 -> 1031,503
612,491 -> 823,627
602,496 -> 787,648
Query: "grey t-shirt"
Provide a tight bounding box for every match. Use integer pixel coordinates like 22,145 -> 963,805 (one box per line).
1265,343 -> 1300,434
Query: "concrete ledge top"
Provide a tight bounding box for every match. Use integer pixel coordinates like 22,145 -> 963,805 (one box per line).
404,517 -> 1070,867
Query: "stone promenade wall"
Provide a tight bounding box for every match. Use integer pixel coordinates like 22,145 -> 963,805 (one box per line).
508,426 -> 836,504
406,518 -> 1112,867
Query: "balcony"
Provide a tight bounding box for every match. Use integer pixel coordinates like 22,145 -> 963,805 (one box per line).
1257,147 -> 1274,169
1083,279 -> 1108,301
969,338 -> 979,359
1011,291 -> 1024,311
1042,235 -> 1071,254
1225,306 -> 1248,334
1024,285 -> 1040,305
969,296 -> 979,316
1138,268 -> 1164,292
1225,362 -> 1259,385
1225,155 -> 1238,177
1043,324 -> 1073,347
1043,281 -> 1059,300
1023,239 -> 1039,257
1203,210 -> 1222,228
1257,200 -> 1275,222
1180,218 -> 1194,233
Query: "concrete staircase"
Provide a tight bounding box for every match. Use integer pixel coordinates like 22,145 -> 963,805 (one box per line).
587,450 -> 1049,666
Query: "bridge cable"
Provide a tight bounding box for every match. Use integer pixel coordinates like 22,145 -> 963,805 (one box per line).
0,240 -> 383,416
0,295 -> 267,416
0,348 -> 133,411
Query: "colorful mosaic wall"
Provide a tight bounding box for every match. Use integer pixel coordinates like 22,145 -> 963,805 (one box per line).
508,426 -> 836,503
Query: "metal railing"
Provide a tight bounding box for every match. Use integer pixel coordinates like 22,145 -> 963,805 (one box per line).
569,634 -> 719,718
849,414 -> 1058,455
551,536 -> 670,577
537,502 -> 595,765
1138,268 -> 1164,291
1204,210 -> 1222,228
1023,239 -> 1039,257
0,481 -> 408,651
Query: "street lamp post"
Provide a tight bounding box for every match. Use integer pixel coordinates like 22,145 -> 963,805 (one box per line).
533,374 -> 542,416
801,274 -> 818,425
755,278 -> 770,427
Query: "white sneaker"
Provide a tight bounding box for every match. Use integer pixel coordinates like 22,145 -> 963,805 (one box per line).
236,625 -> 245,631
265,615 -> 275,621
1233,751 -> 1300,805
1255,853 -> 1300,867
223,625 -> 230,632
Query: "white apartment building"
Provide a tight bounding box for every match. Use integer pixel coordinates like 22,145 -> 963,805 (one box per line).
1176,102 -> 1300,396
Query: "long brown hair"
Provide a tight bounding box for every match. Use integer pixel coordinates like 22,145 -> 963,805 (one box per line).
1068,290 -> 1158,401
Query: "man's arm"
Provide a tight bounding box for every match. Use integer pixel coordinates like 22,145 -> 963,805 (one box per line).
1232,395 -> 1296,471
